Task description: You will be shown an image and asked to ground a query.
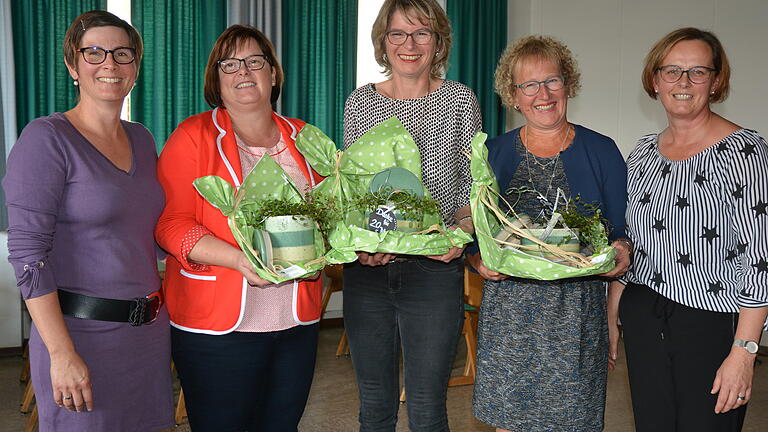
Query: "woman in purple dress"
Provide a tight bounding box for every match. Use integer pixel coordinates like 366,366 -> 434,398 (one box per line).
3,11 -> 173,431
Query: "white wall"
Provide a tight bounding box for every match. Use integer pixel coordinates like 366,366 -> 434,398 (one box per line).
506,0 -> 768,156
0,232 -> 22,348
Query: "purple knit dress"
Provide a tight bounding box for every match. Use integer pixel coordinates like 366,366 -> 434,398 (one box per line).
3,113 -> 174,431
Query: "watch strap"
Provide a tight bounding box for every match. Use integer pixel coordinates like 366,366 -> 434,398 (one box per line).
733,339 -> 759,354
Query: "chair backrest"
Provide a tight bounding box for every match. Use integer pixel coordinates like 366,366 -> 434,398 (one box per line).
463,263 -> 484,309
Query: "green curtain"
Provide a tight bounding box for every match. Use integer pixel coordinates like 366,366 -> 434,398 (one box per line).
281,0 -> 356,148
446,0 -> 506,137
131,0 -> 226,151
12,0 -> 106,133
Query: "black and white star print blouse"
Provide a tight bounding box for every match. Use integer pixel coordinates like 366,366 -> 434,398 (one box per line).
343,80 -> 482,226
625,129 -> 768,312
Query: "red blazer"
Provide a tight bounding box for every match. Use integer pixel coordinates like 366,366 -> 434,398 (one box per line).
156,108 -> 323,334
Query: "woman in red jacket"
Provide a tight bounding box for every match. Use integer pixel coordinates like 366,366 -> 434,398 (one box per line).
155,25 -> 323,432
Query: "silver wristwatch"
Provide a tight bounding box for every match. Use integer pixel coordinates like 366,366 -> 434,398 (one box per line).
733,339 -> 759,354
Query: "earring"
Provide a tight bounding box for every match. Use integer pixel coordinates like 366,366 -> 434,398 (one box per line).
513,105 -> 520,111
73,79 -> 79,86
710,90 -> 715,95
654,88 -> 658,93
435,51 -> 440,56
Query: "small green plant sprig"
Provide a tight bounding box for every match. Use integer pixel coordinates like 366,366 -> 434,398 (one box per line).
559,196 -> 610,252
353,187 -> 440,221
242,192 -> 340,240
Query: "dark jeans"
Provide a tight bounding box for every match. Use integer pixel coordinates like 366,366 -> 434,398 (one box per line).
171,324 -> 319,432
343,257 -> 464,432
619,282 -> 747,432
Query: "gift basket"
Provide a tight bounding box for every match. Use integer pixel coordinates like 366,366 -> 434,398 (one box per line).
469,132 -> 616,280
295,117 -> 473,263
193,153 -> 336,283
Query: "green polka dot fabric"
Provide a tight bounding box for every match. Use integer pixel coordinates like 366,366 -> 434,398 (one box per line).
296,118 -> 473,263
192,155 -> 327,284
469,132 -> 616,280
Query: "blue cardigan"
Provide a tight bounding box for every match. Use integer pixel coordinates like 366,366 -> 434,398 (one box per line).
468,124 -> 627,254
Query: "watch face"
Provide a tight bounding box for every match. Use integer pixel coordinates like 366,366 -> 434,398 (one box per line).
746,341 -> 759,354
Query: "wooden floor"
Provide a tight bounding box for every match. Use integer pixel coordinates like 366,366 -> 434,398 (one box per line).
1,326 -> 766,431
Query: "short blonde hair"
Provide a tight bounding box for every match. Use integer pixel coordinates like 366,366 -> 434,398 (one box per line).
494,35 -> 581,109
641,27 -> 730,103
371,0 -> 452,79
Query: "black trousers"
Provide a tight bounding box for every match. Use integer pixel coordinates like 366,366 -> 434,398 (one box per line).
619,282 -> 747,432
171,324 -> 319,432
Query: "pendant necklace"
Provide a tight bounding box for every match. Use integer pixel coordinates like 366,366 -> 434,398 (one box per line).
522,123 -> 572,215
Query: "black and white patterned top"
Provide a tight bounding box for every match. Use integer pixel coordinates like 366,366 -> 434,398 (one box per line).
625,129 -> 768,312
343,80 -> 482,226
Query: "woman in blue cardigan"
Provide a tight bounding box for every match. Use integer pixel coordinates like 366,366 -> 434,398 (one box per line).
467,35 -> 632,432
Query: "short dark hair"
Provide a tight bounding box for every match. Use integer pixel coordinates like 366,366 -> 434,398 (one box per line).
641,27 -> 730,103
63,10 -> 144,74
203,25 -> 283,108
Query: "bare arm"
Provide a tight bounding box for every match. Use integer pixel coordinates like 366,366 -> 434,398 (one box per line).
26,293 -> 93,412
188,235 -> 271,286
607,280 -> 625,371
711,306 -> 768,413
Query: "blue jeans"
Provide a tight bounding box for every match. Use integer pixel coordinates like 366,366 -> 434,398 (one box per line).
171,324 -> 319,432
343,257 -> 464,432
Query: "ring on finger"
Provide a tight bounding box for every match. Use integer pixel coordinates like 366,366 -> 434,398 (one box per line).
737,395 -> 746,401
63,395 -> 73,400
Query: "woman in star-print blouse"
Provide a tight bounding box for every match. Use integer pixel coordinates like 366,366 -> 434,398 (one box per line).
613,27 -> 768,432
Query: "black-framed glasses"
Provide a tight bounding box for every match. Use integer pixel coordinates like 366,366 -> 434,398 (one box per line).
513,75 -> 565,96
656,65 -> 716,84
77,46 -> 136,65
218,55 -> 270,74
385,29 -> 434,46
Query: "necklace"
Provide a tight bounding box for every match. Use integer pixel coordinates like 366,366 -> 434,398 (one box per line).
522,124 -> 572,214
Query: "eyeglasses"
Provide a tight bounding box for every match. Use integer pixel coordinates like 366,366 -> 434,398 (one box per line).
513,75 -> 565,96
77,46 -> 136,65
656,65 -> 716,84
218,55 -> 270,74
385,29 -> 434,46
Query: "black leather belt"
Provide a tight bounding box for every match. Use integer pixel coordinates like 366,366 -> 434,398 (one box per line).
58,290 -> 163,326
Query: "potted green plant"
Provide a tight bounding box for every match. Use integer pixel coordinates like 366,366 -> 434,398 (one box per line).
353,188 -> 440,234
241,193 -> 339,269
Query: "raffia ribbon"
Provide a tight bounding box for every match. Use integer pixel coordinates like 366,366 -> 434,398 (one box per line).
475,184 -> 593,268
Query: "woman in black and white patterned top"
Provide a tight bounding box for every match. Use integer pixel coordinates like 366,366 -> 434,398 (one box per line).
615,27 -> 768,432
341,1 -> 481,430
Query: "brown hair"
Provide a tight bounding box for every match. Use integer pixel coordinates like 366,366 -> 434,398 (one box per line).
494,35 -> 581,109
203,25 -> 283,108
63,10 -> 144,74
641,27 -> 730,103
371,0 -> 452,79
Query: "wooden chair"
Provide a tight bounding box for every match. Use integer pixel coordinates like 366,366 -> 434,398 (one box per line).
323,264 -> 350,356
19,349 -> 37,432
175,388 -> 187,425
402,263 -> 484,403
448,264 -> 483,387
25,405 -> 38,432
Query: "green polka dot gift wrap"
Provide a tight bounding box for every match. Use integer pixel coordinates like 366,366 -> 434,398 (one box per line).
295,117 -> 473,264
193,153 -> 328,284
469,132 -> 616,280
